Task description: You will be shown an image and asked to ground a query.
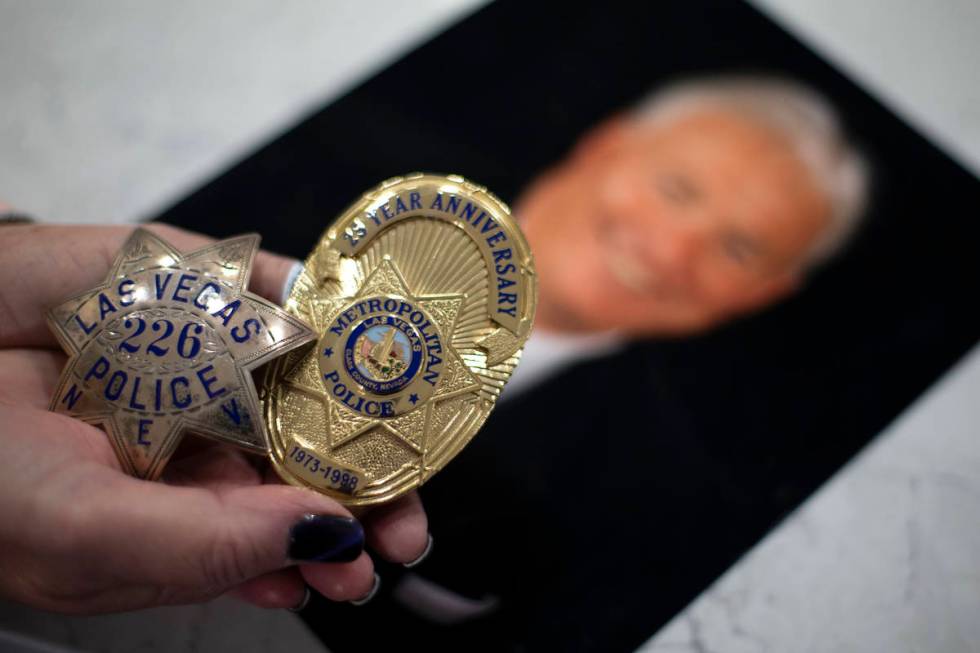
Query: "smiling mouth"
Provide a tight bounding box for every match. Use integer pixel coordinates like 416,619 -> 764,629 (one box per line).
596,216 -> 663,296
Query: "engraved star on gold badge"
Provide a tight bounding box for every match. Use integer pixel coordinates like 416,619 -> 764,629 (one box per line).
281,258 -> 482,480
47,228 -> 316,480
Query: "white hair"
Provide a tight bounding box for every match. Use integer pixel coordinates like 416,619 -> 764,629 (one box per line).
633,76 -> 870,268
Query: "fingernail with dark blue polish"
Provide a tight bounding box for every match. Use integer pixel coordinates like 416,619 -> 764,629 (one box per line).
288,515 -> 364,563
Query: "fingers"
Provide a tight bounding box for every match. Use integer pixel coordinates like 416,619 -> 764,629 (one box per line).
230,568 -> 307,609
127,481 -> 368,600
0,349 -> 66,408
259,458 -> 429,565
162,442 -> 264,491
0,223 -> 298,349
299,553 -> 375,602
14,463 -> 374,612
363,491 -> 430,564
0,403 -> 379,612
235,557 -> 378,608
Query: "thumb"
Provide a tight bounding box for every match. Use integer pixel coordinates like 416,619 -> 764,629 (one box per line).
68,475 -> 368,610
251,249 -> 303,306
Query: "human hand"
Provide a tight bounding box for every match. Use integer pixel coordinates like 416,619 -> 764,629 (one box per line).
0,222 -> 428,613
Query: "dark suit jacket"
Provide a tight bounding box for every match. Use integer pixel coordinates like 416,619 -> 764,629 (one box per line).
302,320 -> 947,652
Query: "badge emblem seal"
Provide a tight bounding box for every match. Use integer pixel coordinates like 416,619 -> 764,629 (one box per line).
262,173 -> 537,506
46,229 -> 316,479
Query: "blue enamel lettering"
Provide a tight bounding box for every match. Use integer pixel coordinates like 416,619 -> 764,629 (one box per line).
84,356 -> 110,381
171,273 -> 197,303
104,370 -> 127,401
62,384 -> 83,410
231,318 -> 262,343
486,231 -> 507,247
97,293 -> 118,320
74,314 -> 97,335
212,299 -> 240,326
446,195 -> 461,215
171,376 -> 191,408
128,376 -> 146,409
460,202 -> 478,223
395,196 -> 408,215
137,419 -> 152,446
118,279 -> 136,307
221,398 -> 243,425
194,282 -> 221,309
196,364 -> 226,399
154,272 -> 173,300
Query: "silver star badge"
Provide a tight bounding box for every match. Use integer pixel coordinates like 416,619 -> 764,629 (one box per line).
46,228 -> 316,479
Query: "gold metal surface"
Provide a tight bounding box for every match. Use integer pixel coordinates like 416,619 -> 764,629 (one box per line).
262,173 -> 536,506
47,229 -> 316,479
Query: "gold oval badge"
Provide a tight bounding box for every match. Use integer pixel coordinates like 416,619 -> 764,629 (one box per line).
262,173 -> 536,505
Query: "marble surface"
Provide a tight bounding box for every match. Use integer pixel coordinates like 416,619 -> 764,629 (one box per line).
755,0 -> 980,177
0,596 -> 324,653
0,0 -> 483,225
640,342 -> 980,653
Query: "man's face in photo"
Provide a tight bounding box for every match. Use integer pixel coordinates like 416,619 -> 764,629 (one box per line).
521,106 -> 833,336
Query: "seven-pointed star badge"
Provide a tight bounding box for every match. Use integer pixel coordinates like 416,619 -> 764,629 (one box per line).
305,257 -> 480,455
46,228 -> 316,480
